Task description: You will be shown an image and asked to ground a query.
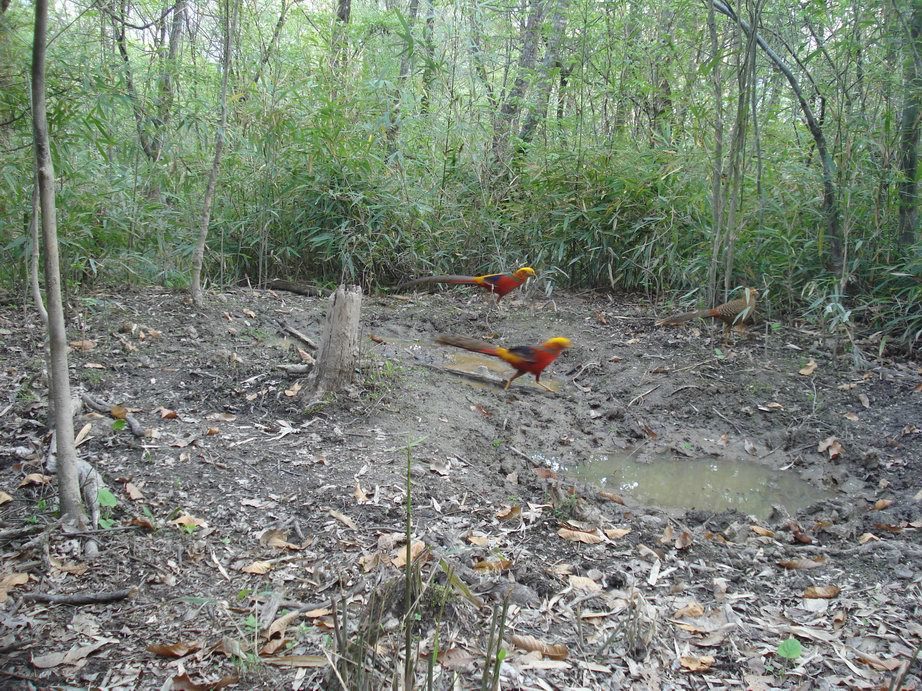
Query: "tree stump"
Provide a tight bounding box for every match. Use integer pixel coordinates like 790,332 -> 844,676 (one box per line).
311,284 -> 362,396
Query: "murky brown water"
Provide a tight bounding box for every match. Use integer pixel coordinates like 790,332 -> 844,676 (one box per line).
553,452 -> 832,518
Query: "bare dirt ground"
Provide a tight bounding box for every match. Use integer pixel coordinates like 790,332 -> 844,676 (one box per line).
0,285 -> 920,690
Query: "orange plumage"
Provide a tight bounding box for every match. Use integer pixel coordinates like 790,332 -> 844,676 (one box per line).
399,267 -> 536,302
436,334 -> 571,391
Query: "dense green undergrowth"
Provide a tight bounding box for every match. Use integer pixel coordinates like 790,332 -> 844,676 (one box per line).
2,133 -> 918,353
1,2 -> 919,353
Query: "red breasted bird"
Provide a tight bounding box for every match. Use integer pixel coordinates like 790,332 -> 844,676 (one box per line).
399,267 -> 536,303
436,334 -> 571,391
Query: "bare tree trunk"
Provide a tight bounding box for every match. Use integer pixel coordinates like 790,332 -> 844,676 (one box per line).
311,285 -> 362,397
31,0 -> 85,528
386,0 -> 421,158
114,0 -> 185,166
253,0 -> 293,86
490,0 -> 546,166
419,0 -> 435,114
332,0 -> 351,97
722,0 -> 759,298
706,0 -> 725,304
467,0 -> 498,111
190,0 -> 236,306
710,0 -> 843,272
897,0 -> 922,246
517,0 -> 568,148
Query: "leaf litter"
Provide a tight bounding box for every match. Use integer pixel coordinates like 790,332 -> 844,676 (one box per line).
0,288 -> 918,688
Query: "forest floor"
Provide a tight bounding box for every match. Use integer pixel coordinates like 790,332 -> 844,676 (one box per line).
0,285 -> 920,690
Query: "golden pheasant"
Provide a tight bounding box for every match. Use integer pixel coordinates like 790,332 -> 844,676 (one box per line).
657,288 -> 759,336
399,267 -> 536,302
436,334 -> 571,391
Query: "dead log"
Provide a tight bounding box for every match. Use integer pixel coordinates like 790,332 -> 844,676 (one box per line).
310,285 -> 362,396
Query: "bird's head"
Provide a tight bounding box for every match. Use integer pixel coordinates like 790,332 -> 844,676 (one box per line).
543,337 -> 572,353
744,288 -> 759,304
514,267 -> 537,280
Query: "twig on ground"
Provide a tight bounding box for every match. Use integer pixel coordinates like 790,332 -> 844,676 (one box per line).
280,320 -> 319,350
629,385 -> 661,407
81,393 -> 146,437
711,407 -> 742,434
23,586 -> 137,605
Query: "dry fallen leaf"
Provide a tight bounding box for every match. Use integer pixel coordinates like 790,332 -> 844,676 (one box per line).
750,525 -> 775,538
18,473 -> 52,487
260,529 -> 301,551
69,339 -> 96,351
354,481 -> 369,504
844,412 -> 859,422
473,558 -> 511,573
284,381 -> 302,397
0,491 -> 12,505
495,505 -> 521,521
803,585 -> 840,599
466,532 -> 490,546
392,540 -> 427,568
241,561 -> 273,575
853,651 -> 903,672
858,393 -> 870,409
778,555 -> 828,570
604,527 -> 631,540
147,641 -> 201,658
0,572 -> 29,602
171,513 -> 207,530
171,672 -> 239,690
675,529 -> 693,550
568,575 -> 601,592
680,654 -> 715,672
673,602 -> 705,618
437,647 -> 477,670
508,634 -> 569,660
157,407 -> 178,419
329,509 -> 357,530
32,640 -> 109,669
871,498 -> 894,511
858,532 -> 880,544
659,525 -> 674,544
598,490 -> 625,504
124,482 -> 144,501
817,436 -> 844,460
799,359 -> 817,376
127,516 -> 156,531
557,528 -> 604,544
261,611 -> 301,655
358,552 -> 386,572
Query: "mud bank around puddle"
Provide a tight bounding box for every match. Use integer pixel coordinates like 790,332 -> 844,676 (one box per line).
0,286 -> 919,689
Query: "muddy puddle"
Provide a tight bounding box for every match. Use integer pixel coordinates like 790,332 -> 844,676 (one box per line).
547,452 -> 833,518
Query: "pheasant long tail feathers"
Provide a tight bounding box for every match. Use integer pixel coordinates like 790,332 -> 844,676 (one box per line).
657,309 -> 709,326
399,274 -> 479,289
435,334 -> 501,357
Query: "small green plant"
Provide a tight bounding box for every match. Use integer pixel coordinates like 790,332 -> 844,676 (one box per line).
773,636 -> 803,679
112,418 -> 127,432
97,487 -> 119,529
553,491 -> 580,519
82,369 -> 104,386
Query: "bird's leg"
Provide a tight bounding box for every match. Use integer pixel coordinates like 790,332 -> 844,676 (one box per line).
503,371 -> 525,390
